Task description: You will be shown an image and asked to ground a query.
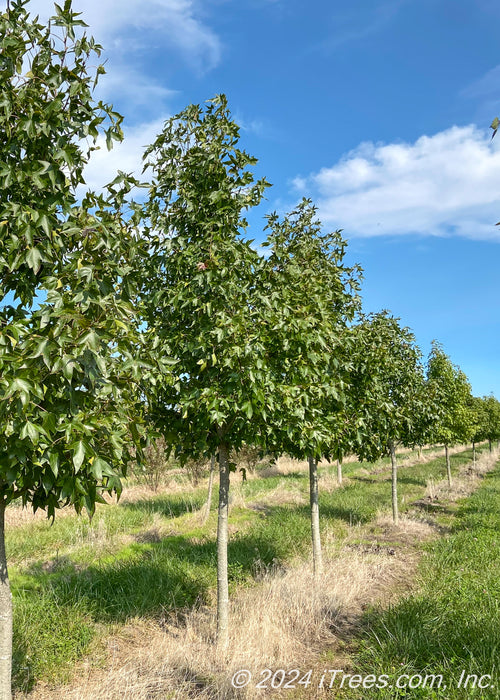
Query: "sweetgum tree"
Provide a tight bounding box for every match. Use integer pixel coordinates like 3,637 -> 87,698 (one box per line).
260,199 -> 361,575
348,312 -> 425,524
480,394 -> 500,452
426,342 -> 474,486
140,96 -> 274,650
470,395 -> 486,464
0,2 -> 143,694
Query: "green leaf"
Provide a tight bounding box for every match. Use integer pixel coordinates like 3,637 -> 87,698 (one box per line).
20,421 -> 39,444
49,453 -> 59,478
72,441 -> 86,472
26,247 -> 43,273
91,457 -> 113,480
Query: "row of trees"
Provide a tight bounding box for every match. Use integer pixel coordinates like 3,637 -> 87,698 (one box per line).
1,2 -> 500,694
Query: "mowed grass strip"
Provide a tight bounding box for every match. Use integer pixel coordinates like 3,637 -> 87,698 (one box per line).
350,458 -> 500,699
10,446 -> 480,693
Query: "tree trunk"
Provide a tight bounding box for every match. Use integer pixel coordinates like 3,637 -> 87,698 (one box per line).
308,456 -> 323,577
418,445 -> 422,460
216,444 -> 230,652
472,441 -> 476,468
489,439 -> 492,453
445,444 -> 452,487
390,443 -> 399,526
0,500 -> 12,700
201,454 -> 216,527
337,458 -> 343,486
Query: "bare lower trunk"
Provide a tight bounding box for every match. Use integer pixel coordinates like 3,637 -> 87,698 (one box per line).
337,458 -> 343,486
390,443 -> 399,526
489,439 -> 492,453
308,456 -> 323,577
0,500 -> 12,700
201,454 -> 216,526
472,441 -> 476,468
216,444 -> 230,652
418,445 -> 423,460
445,444 -> 452,487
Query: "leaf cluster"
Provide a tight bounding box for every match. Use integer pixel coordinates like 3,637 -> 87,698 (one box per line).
0,2 -> 145,518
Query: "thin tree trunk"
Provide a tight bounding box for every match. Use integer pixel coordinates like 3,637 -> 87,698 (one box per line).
390,442 -> 399,526
489,439 -> 492,453
216,444 -> 230,652
337,458 -> 343,486
445,444 -> 452,487
201,454 -> 216,526
308,456 -> 323,577
418,445 -> 422,460
0,499 -> 12,700
472,441 -> 476,468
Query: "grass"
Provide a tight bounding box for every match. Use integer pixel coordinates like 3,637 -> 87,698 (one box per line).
8,444 -> 490,695
348,456 -> 500,698
13,592 -> 94,689
23,547 -> 412,700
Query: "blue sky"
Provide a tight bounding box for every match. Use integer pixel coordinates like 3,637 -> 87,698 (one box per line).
20,0 -> 500,396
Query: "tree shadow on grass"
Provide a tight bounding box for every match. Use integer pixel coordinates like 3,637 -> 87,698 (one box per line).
350,475 -> 380,485
276,471 -> 306,480
397,475 -> 430,487
256,470 -> 306,482
12,634 -> 30,694
318,503 -> 378,525
120,492 -> 207,519
18,523 -> 294,628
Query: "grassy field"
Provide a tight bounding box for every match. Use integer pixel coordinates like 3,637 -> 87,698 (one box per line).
348,454 -> 500,699
7,444 -> 495,697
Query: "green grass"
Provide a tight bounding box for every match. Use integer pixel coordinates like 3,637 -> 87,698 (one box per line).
347,459 -> 500,699
7,445 -> 487,692
13,590 -> 95,690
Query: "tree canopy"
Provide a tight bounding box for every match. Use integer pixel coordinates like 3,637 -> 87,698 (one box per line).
0,4 -> 144,693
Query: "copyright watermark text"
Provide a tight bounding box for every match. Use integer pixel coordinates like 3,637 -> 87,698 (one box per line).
231,668 -> 494,691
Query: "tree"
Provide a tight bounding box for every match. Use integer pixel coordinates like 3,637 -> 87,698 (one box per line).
347,313 -> 426,524
481,394 -> 500,452
261,199 -> 361,574
0,2 -> 142,694
470,396 -> 487,465
426,342 -> 474,486
140,96 -> 274,651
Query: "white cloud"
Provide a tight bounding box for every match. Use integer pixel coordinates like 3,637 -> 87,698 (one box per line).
95,65 -> 178,119
293,125 -> 500,241
15,0 -> 221,71
80,116 -> 167,195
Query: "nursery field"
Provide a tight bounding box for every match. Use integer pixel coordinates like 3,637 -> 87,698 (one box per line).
9,443 -> 499,699
4,6 -> 500,699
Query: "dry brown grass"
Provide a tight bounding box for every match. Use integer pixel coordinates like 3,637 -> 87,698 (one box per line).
422,446 -> 499,504
24,543 -> 420,700
363,514 -> 439,544
5,503 -> 76,529
119,473 -> 199,503
259,445 -> 472,483
16,444 -> 495,700
4,475 -> 198,531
